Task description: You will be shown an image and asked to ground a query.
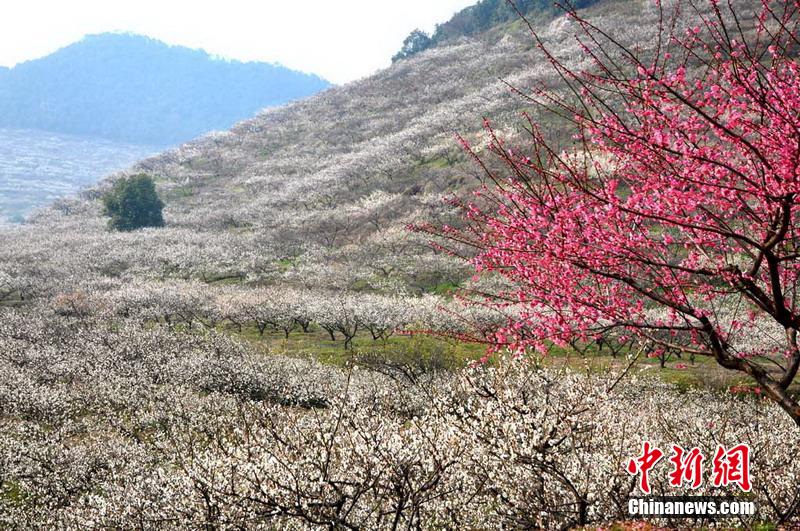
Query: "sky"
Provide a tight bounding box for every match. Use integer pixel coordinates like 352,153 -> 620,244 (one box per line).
0,0 -> 476,85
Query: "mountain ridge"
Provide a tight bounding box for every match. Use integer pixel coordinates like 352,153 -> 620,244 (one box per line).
0,33 -> 330,145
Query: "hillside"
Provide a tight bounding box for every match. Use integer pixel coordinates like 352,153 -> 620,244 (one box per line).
2,0 -> 660,296
0,33 -> 330,145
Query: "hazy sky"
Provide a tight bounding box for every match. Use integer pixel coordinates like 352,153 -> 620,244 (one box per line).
0,0 -> 476,84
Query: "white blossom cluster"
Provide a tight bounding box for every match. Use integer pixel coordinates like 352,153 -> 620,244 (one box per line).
0,310 -> 796,528
66,279 -> 506,348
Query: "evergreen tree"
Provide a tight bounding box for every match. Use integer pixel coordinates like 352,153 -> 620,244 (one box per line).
392,30 -> 433,62
102,174 -> 165,231
393,0 -> 599,61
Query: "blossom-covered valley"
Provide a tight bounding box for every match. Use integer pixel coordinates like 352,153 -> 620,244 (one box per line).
0,128 -> 158,223
1,0 -> 799,528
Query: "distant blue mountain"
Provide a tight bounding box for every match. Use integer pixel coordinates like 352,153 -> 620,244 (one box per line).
0,33 -> 330,145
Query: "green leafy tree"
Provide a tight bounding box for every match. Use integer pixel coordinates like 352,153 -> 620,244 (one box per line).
393,0 -> 600,61
392,30 -> 433,62
102,174 -> 165,231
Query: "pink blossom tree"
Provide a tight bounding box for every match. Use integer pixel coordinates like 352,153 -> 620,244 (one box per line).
425,0 -> 800,424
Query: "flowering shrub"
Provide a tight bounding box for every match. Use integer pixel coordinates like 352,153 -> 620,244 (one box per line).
424,0 -> 800,424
